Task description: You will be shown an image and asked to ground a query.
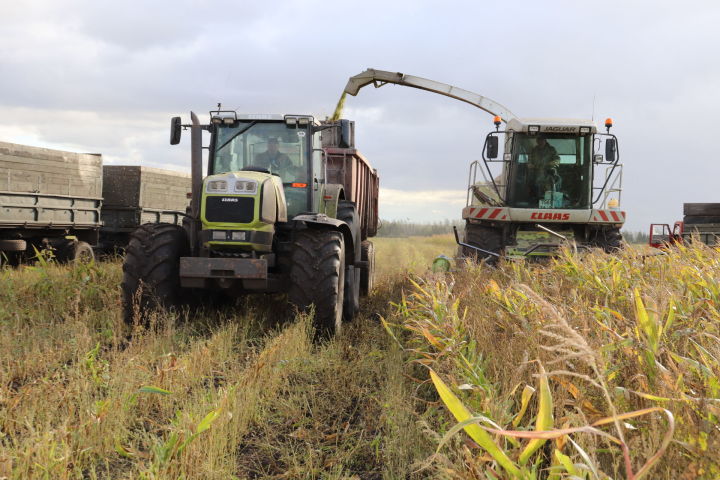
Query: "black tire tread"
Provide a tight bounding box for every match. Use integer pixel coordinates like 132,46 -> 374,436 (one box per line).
463,223 -> 503,265
590,227 -> 623,253
288,229 -> 345,338
121,223 -> 188,324
360,240 -> 374,296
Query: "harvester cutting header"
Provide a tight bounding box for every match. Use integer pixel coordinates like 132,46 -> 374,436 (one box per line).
343,68 -> 625,260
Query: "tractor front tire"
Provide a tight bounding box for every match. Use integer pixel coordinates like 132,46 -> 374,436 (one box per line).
121,223 -> 189,325
462,223 -> 503,266
288,229 -> 345,339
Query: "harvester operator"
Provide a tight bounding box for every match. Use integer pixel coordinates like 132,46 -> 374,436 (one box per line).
528,135 -> 560,195
254,137 -> 292,174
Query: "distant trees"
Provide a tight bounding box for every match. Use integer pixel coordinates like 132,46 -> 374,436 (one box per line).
622,230 -> 649,244
377,219 -> 463,237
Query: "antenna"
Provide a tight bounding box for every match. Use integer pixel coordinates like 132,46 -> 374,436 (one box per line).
591,94 -> 596,121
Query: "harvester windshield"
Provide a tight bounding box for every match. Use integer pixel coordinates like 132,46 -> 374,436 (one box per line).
506,134 -> 592,209
212,121 -> 310,185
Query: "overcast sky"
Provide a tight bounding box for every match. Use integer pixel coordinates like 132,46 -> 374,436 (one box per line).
2,1 -> 719,231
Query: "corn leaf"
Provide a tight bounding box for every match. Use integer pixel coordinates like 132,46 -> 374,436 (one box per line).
429,369 -> 521,477
519,365 -> 553,465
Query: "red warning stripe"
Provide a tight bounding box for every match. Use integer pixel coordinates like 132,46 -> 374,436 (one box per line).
474,208 -> 488,218
598,210 -> 609,222
488,208 -> 502,219
610,211 -> 620,222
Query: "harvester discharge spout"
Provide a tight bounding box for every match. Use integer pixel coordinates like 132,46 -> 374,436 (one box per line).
343,68 -> 517,123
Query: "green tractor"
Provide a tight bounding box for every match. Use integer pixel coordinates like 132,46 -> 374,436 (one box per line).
121,109 -> 379,337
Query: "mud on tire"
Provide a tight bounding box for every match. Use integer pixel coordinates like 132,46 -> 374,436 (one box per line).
121,223 -> 189,325
288,229 -> 345,339
360,240 -> 375,296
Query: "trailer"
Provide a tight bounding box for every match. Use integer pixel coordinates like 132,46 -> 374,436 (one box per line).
99,166 -> 190,251
649,203 -> 720,248
0,142 -> 192,264
0,141 -> 102,263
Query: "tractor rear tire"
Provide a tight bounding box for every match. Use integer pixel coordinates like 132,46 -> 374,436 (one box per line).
288,229 -> 345,339
121,223 -> 189,325
337,201 -> 361,319
360,240 -> 375,296
462,223 -> 503,266
591,228 -> 623,253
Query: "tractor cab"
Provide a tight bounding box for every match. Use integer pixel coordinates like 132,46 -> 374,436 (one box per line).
208,112 -> 324,219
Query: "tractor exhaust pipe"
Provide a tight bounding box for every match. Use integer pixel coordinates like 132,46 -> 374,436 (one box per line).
190,111 -> 203,219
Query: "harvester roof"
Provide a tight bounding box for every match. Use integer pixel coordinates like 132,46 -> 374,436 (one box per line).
507,117 -> 598,134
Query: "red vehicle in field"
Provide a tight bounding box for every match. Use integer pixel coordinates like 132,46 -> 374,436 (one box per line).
649,203 -> 720,248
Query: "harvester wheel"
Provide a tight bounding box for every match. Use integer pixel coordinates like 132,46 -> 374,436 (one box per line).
337,201 -> 361,319
288,229 -> 345,339
121,223 -> 189,325
463,223 -> 503,266
360,241 -> 375,296
591,228 -> 623,253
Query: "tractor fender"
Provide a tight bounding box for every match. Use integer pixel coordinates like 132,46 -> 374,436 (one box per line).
293,214 -> 355,265
322,184 -> 344,218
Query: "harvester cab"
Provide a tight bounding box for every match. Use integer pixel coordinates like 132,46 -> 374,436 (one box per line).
343,68 -> 625,261
122,108 -> 379,338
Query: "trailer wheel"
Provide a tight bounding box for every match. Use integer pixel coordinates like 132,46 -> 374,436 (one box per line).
463,223 -> 503,266
591,228 -> 623,253
337,201 -> 361,319
0,239 -> 27,252
121,223 -> 189,325
360,240 -> 375,296
288,229 -> 345,340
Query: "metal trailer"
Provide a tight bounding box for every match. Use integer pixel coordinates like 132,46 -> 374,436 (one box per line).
649,203 -> 720,248
99,166 -> 190,251
0,141 -> 102,263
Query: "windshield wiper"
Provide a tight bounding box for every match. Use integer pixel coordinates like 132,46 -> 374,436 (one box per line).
215,121 -> 257,153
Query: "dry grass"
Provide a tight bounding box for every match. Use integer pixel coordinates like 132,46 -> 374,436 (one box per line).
0,236 -> 448,479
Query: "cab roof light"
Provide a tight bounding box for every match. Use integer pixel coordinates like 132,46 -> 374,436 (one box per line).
605,117 -> 613,133
579,126 -> 590,134
297,117 -> 310,126
493,116 -> 502,130
284,115 -> 298,126
528,125 -> 540,134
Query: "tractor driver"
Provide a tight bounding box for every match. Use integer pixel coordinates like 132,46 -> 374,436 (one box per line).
528,135 -> 561,196
254,137 -> 293,175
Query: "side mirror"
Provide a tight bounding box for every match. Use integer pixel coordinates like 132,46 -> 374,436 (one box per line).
170,116 -> 182,145
339,119 -> 352,148
486,136 -> 499,159
605,138 -> 617,163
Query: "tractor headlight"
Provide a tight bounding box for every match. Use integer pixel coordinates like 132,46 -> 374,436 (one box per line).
234,180 -> 257,194
207,180 -> 228,192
